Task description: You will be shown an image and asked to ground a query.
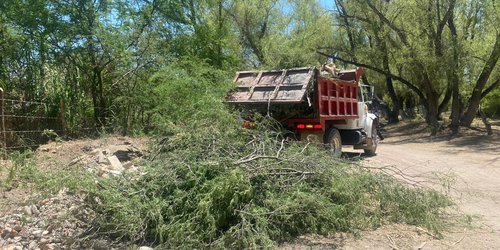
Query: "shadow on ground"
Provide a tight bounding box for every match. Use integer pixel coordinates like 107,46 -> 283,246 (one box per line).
377,120 -> 500,154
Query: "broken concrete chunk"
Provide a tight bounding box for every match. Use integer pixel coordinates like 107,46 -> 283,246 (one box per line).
69,155 -> 86,165
107,170 -> 123,176
89,148 -> 101,155
96,151 -> 106,163
106,156 -> 123,171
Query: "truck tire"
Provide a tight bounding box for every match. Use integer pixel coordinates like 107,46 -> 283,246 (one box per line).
325,128 -> 342,158
364,125 -> 378,156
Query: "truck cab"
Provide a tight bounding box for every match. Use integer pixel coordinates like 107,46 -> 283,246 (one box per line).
227,67 -> 380,156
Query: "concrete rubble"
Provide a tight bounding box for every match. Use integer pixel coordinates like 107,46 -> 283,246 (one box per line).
1,138 -> 150,249
69,143 -> 144,178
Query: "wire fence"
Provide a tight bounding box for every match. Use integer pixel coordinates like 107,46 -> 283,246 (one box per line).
1,90 -> 65,150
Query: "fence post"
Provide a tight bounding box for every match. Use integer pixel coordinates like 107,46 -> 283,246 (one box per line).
1,88 -> 5,151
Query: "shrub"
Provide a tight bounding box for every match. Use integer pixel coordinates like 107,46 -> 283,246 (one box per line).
482,88 -> 500,118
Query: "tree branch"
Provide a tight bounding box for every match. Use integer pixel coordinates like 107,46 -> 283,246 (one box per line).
317,51 -> 426,102
481,78 -> 499,99
363,0 -> 409,46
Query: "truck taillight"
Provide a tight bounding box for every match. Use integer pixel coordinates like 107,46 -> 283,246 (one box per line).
297,124 -> 322,130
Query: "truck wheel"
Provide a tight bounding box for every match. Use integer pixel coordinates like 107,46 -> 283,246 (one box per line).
325,128 -> 342,158
364,126 -> 378,156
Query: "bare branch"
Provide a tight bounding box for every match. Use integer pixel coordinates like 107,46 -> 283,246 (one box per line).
234,155 -> 280,165
363,0 -> 409,46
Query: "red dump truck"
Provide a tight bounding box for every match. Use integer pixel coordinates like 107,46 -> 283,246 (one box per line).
226,67 -> 380,156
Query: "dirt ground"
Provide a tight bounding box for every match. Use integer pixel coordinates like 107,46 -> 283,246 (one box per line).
340,119 -> 500,249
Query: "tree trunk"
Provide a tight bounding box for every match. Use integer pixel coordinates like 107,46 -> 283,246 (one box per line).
90,70 -> 99,125
385,76 -> 401,123
376,30 -> 402,123
479,108 -> 493,135
404,95 -> 416,119
97,69 -> 106,126
448,6 -> 460,134
426,101 -> 440,135
461,33 -> 500,126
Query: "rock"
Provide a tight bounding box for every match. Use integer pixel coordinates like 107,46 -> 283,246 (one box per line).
138,247 -> 154,250
36,220 -> 47,229
1,227 -> 12,238
89,148 -> 102,155
69,155 -> 85,165
32,229 -> 43,236
31,205 -> 40,216
96,151 -> 106,163
29,241 -> 38,249
39,199 -> 50,206
23,206 -> 33,216
3,245 -> 23,250
107,170 -> 122,176
42,230 -> 49,236
13,225 -> 22,232
98,165 -> 111,172
86,161 -> 98,169
40,243 -> 55,250
1,227 -> 18,239
106,155 -> 123,171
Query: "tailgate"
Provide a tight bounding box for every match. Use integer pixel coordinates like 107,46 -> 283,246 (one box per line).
226,67 -> 315,104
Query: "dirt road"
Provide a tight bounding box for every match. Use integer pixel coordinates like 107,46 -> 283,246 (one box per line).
357,121 -> 500,249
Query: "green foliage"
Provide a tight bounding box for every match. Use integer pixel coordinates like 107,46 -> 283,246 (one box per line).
482,88 -> 500,117
146,58 -> 234,130
262,0 -> 334,68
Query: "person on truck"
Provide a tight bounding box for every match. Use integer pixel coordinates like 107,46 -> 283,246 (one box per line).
322,58 -> 340,78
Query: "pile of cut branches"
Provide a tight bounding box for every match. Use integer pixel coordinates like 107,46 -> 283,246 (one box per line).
85,117 -> 451,248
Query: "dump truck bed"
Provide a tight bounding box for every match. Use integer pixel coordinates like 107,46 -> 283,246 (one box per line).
226,67 -> 315,104
227,67 -> 365,125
